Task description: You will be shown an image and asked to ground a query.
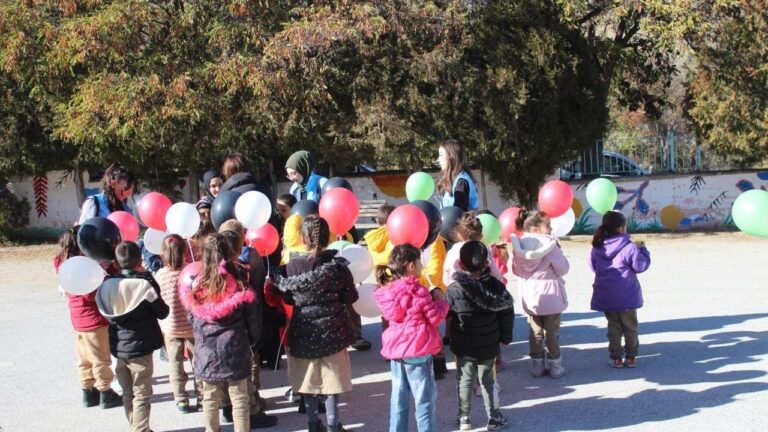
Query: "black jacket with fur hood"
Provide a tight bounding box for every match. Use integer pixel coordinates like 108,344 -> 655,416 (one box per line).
278,250 -> 359,359
447,269 -> 515,361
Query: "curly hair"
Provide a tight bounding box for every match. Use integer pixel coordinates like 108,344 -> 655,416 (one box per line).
454,211 -> 483,242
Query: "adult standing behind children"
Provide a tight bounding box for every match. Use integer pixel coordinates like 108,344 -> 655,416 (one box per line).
437,139 -> 479,211
78,163 -> 138,223
220,153 -> 273,200
285,150 -> 327,202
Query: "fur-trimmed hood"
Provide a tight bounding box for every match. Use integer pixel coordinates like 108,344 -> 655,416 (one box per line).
451,269 -> 515,312
97,277 -> 158,320
180,261 -> 256,322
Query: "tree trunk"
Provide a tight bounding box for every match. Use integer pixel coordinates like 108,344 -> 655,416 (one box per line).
73,169 -> 86,207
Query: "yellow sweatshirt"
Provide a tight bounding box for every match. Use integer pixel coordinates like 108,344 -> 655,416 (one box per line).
363,226 -> 394,267
419,235 -> 447,293
281,214 -> 354,264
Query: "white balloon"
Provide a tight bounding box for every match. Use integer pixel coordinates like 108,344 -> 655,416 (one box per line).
337,244 -> 373,284
551,207 -> 576,237
353,283 -> 381,318
165,202 -> 200,238
143,228 -> 167,255
58,256 -> 105,295
235,191 -> 272,230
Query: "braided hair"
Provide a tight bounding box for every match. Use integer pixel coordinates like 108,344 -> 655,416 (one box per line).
300,215 -> 330,258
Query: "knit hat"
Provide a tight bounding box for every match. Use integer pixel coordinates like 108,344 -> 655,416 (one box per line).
196,195 -> 213,210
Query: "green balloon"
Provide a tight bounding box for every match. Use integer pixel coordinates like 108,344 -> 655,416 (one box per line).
406,172 -> 435,202
586,178 -> 618,214
732,189 -> 768,237
477,213 -> 501,246
328,240 -> 352,251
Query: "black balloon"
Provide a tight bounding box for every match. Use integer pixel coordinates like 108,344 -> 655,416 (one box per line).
77,217 -> 122,262
291,199 -> 319,217
211,190 -> 241,230
439,205 -> 464,241
321,177 -> 353,195
412,200 -> 442,250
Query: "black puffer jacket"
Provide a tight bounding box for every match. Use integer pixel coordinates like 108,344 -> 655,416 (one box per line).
278,250 -> 359,359
221,172 -> 273,201
447,269 -> 515,361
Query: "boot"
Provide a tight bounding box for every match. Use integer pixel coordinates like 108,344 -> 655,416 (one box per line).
100,388 -> 123,409
328,423 -> 348,432
531,358 -> 545,378
83,388 -> 100,408
250,411 -> 278,428
308,420 -> 327,432
548,357 -> 566,378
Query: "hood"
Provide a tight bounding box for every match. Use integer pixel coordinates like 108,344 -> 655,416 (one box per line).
279,254 -> 349,292
451,270 -> 515,312
96,277 -> 157,319
286,150 -> 313,184
222,171 -> 257,191
597,233 -> 632,259
364,227 -> 390,253
180,262 -> 255,322
510,233 -> 557,275
374,276 -> 431,322
202,169 -> 222,196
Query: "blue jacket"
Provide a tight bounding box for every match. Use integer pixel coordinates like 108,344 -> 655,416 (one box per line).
441,171 -> 479,210
289,171 -> 326,203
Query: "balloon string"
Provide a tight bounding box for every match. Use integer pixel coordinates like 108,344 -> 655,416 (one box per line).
187,239 -> 195,262
265,255 -> 271,277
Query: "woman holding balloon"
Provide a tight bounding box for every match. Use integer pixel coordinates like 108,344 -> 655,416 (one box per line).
78,163 -> 138,224
437,139 -> 479,211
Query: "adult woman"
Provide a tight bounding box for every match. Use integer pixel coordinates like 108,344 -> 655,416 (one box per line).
78,163 -> 138,224
285,150 -> 327,203
437,139 -> 479,211
220,153 -> 272,200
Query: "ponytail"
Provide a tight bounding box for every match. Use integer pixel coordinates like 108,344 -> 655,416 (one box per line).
300,215 -> 330,258
592,211 -> 626,247
377,244 -> 421,286
376,264 -> 394,286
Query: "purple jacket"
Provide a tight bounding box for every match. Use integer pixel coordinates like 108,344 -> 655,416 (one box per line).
589,234 -> 650,312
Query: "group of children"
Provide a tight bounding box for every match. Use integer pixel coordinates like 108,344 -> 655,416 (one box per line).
58,192 -> 650,431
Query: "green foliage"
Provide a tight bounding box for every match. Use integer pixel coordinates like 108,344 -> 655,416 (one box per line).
0,188 -> 31,238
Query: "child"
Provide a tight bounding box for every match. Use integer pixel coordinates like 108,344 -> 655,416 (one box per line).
364,203 -> 395,267
373,244 -> 449,432
155,234 -> 201,413
277,215 -> 358,432
590,211 -> 651,368
96,241 -> 169,432
276,193 -> 298,223
510,210 -> 569,378
447,241 -> 514,431
54,227 -> 123,409
180,234 -> 262,432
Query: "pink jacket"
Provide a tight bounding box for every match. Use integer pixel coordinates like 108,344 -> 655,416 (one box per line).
510,233 -> 569,316
373,276 -> 449,360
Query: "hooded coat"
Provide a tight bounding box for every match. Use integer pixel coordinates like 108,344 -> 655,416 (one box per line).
202,169 -> 222,197
447,269 -> 515,361
373,276 -> 449,360
510,233 -> 569,316
363,226 -> 393,267
589,233 -> 650,312
220,171 -> 273,201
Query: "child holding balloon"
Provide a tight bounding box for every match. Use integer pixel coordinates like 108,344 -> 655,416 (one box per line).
510,210 -> 569,378
590,211 -> 651,368
374,243 -> 449,432
54,227 -> 123,409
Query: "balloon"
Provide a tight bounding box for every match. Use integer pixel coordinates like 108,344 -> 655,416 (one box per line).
352,283 -> 381,318
550,207 -> 576,237
439,206 -> 464,240
538,180 -> 573,218
732,189 -> 768,237
406,172 -> 435,202
77,217 -> 122,262
387,204 -> 429,248
178,261 -> 202,291
499,207 -> 523,241
136,192 -> 172,231
319,188 -> 359,235
321,177 -> 353,195
411,200 -> 442,249
58,256 -> 105,295
143,228 -> 167,255
211,190 -> 241,230
165,202 -> 201,239
291,199 -> 319,217
246,223 -> 280,256
328,240 -> 353,251
477,213 -> 501,246
235,191 -> 272,230
107,211 -> 139,242
586,178 -> 618,214
337,244 -> 373,284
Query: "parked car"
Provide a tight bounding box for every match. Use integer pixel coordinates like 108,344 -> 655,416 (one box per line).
560,151 -> 649,180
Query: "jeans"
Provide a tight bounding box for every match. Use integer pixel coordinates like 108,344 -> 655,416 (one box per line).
389,357 -> 437,432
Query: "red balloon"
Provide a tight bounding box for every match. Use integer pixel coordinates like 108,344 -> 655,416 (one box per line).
136,192 -> 172,231
387,204 -> 429,248
107,211 -> 139,242
178,261 -> 202,291
319,188 -> 360,235
538,180 -> 573,218
499,207 -> 523,241
246,224 -> 280,257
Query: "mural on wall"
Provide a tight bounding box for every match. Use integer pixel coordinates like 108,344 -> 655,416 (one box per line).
32,175 -> 48,218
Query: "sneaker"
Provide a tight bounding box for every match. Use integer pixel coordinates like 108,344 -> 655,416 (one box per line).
459,416 -> 472,431
176,400 -> 190,413
350,337 -> 372,351
83,388 -> 100,408
612,358 -> 624,368
531,358 -> 545,377
250,411 -> 278,428
626,356 -> 637,368
99,389 -> 123,409
486,412 -> 508,431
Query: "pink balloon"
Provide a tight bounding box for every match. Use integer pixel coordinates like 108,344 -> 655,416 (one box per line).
136,192 -> 172,231
107,211 -> 139,242
499,207 -> 523,241
319,188 -> 360,235
538,180 -> 573,218
246,224 -> 280,257
387,204 -> 429,248
178,261 -> 202,291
